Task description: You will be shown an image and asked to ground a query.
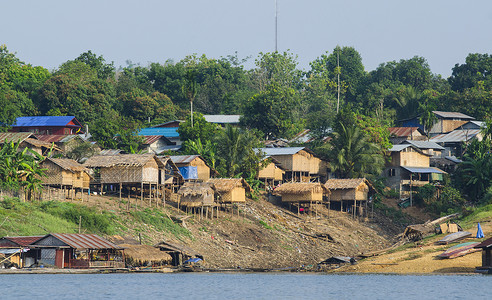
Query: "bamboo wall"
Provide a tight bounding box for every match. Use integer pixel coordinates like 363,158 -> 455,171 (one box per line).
389,149 -> 429,167
180,193 -> 214,207
431,119 -> 468,134
258,162 -> 285,181
220,187 -> 245,203
281,190 -> 323,202
329,185 -> 368,201
100,160 -> 159,184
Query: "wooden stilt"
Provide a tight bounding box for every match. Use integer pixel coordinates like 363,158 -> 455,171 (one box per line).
140,182 -> 143,208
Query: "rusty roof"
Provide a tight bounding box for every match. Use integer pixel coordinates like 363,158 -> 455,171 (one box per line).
388,127 -> 422,137
475,237 -> 492,248
35,233 -> 123,250
1,236 -> 44,247
0,132 -> 34,143
34,134 -> 81,143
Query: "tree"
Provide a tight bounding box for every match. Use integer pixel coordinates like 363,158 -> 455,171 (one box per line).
418,101 -> 437,139
182,68 -> 198,127
449,53 -> 492,92
241,83 -> 299,139
75,50 -> 115,80
251,51 -> 302,91
178,112 -> 218,142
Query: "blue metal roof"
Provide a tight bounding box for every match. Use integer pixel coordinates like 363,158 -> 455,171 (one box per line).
138,127 -> 179,138
13,116 -> 80,127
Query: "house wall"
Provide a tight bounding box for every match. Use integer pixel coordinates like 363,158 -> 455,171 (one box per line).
258,162 -> 276,179
180,192 -> 214,207
12,126 -> 77,135
142,159 -> 159,183
220,187 -> 245,203
431,119 -> 469,135
281,191 -> 322,202
389,149 -> 429,167
309,157 -> 327,176
175,158 -> 210,181
101,166 -> 143,183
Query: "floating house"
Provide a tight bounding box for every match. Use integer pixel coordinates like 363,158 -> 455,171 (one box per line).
0,236 -> 43,268
29,233 -> 125,269
10,116 -> 83,135
156,240 -> 203,266
207,178 -> 252,203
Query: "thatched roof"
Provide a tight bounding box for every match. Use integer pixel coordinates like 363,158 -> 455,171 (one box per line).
0,132 -> 33,143
324,178 -> 368,190
121,244 -> 172,264
46,158 -> 89,173
178,181 -> 214,197
207,178 -> 252,193
84,154 -> 162,168
274,182 -> 327,195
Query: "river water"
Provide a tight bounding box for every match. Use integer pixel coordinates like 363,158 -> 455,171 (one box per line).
1,273 -> 490,299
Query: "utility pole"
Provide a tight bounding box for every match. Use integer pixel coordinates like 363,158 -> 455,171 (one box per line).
336,47 -> 341,113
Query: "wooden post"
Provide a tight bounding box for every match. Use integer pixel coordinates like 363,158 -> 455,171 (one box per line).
119,182 -> 122,201
140,182 -> 143,208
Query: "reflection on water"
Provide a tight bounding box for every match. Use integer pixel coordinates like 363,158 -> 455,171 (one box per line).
0,273 -> 490,300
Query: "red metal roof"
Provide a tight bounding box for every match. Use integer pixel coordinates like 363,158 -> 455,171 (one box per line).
475,237 -> 492,248
388,127 -> 422,137
34,134 -> 79,143
48,233 -> 123,250
141,135 -> 164,145
3,236 -> 44,247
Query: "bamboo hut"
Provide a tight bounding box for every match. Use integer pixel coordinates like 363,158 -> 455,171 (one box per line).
170,155 -> 218,182
273,182 -> 327,215
84,154 -> 166,204
207,178 -> 252,203
177,182 -> 215,208
120,244 -> 172,267
258,147 -> 328,182
324,178 -> 372,218
40,158 -> 92,201
257,157 -> 286,188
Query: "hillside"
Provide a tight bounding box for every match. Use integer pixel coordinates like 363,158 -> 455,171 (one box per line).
0,194 -> 409,269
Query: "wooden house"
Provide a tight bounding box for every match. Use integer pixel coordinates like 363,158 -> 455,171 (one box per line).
177,181 -> 215,208
273,182 -> 326,203
398,111 -> 475,136
0,236 -> 43,268
257,157 -> 286,187
40,158 -> 91,189
401,140 -> 445,157
207,178 -> 252,203
431,129 -> 483,157
385,144 -> 446,198
140,135 -> 176,154
170,155 -> 217,181
475,237 -> 492,274
34,134 -> 87,154
10,116 -> 83,135
29,233 -> 125,269
258,147 -> 328,182
0,132 -> 59,156
324,178 -> 373,217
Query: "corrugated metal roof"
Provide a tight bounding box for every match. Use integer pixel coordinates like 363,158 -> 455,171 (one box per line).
388,144 -> 412,152
0,132 -> 33,143
34,134 -> 79,143
141,135 -> 167,145
475,237 -> 492,248
401,166 -> 447,174
138,127 -> 179,138
203,115 -> 241,124
2,236 -> 44,247
431,130 -> 481,143
462,121 -> 485,129
402,140 -> 445,150
170,155 -> 200,164
445,156 -> 462,163
257,147 -> 307,156
151,120 -> 184,128
432,111 -> 475,120
48,233 -> 123,250
388,127 -> 422,137
13,116 -> 81,127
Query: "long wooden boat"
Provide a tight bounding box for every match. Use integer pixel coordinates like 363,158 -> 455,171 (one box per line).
435,231 -> 471,245
437,242 -> 480,259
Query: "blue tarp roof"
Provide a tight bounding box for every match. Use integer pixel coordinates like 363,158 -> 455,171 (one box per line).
138,127 -> 179,138
178,166 -> 198,180
13,116 -> 80,127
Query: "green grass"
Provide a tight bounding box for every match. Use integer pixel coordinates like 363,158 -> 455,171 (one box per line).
460,204 -> 492,228
258,220 -> 273,230
128,208 -> 192,238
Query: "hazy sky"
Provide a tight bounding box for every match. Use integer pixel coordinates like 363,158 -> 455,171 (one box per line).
2,0 -> 491,77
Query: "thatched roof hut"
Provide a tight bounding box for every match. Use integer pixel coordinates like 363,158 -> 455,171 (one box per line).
40,158 -> 91,189
324,178 -> 371,201
177,181 -> 215,207
84,154 -> 164,184
207,178 -> 252,203
120,244 -> 172,267
273,182 -> 327,202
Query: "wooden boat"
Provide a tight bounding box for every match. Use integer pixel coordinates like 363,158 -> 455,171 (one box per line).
435,231 -> 471,245
437,242 -> 480,259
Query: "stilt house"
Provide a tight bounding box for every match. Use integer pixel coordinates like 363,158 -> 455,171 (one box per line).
207,178 -> 252,203
40,158 -> 91,190
257,157 -> 286,187
170,155 -> 218,182
177,181 -> 215,207
273,182 -> 326,203
324,178 -> 372,216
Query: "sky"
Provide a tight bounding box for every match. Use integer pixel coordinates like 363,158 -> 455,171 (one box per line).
1,0 -> 491,77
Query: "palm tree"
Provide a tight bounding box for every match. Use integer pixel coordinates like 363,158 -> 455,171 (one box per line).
328,122 -> 384,178
418,102 -> 437,140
